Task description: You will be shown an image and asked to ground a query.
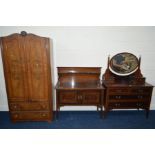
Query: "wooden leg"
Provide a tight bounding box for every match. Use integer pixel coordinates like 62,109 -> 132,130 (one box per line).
103,109 -> 108,119
97,106 -> 99,111
99,106 -> 103,118
56,91 -> 59,120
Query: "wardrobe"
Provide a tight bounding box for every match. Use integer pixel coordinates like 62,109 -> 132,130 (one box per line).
0,31 -> 53,122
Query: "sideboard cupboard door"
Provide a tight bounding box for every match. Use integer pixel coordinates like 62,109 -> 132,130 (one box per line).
1,34 -> 28,102
25,35 -> 50,102
59,91 -> 79,104
81,90 -> 101,104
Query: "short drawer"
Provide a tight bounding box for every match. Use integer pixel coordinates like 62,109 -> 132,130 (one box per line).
10,102 -> 50,111
10,111 -> 51,121
130,88 -> 152,94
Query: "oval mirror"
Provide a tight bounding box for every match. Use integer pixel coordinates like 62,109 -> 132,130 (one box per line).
109,52 -> 139,76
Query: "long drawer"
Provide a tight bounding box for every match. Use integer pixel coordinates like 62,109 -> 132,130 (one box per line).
109,95 -> 151,101
108,102 -> 150,109
10,102 -> 50,111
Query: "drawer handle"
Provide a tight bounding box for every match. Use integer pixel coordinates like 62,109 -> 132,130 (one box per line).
77,96 -> 80,100
115,103 -> 120,107
116,96 -> 121,99
138,96 -> 143,99
14,105 -> 17,109
78,95 -> 82,100
42,105 -> 46,109
42,114 -> 46,117
137,103 -> 143,106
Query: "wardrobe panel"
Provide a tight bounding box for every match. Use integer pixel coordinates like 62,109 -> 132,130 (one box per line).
25,35 -> 49,102
1,35 -> 28,101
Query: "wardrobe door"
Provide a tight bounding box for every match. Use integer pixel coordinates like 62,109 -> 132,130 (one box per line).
25,34 -> 52,102
1,34 -> 28,102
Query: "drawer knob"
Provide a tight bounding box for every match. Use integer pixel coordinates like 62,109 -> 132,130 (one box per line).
42,114 -> 46,117
78,95 -> 82,100
116,96 -> 121,99
42,105 -> 46,109
115,103 -> 120,107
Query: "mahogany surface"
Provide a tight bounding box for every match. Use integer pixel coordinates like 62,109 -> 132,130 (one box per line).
55,67 -> 105,117
0,32 -> 53,122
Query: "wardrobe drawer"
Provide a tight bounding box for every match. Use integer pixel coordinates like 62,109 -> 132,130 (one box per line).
11,111 -> 51,121
10,102 -> 50,111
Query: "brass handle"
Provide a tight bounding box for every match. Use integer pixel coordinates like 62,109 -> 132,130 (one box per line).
77,96 -> 80,100
116,96 -> 121,99
78,95 -> 82,100
42,105 -> 46,109
42,114 -> 46,117
115,103 -> 120,107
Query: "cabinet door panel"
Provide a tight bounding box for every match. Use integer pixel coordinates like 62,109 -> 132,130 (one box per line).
59,91 -> 78,104
82,90 -> 100,104
25,35 -> 50,101
1,35 -> 28,101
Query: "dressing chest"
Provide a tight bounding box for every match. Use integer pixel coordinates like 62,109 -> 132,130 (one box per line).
102,53 -> 154,118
